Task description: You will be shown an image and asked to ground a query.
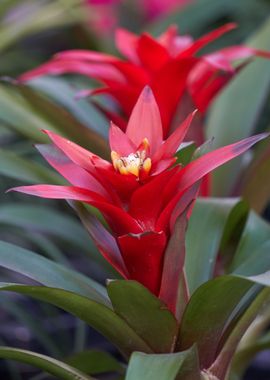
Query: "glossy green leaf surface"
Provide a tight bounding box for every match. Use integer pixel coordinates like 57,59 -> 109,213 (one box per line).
125,346 -> 200,380
107,280 -> 177,353
230,211 -> 270,275
0,240 -> 108,305
0,203 -> 93,253
0,148 -> 62,184
0,84 -> 53,141
0,284 -> 152,357
16,83 -> 109,156
185,198 -> 238,294
29,77 -> 108,138
177,273 -> 270,369
177,276 -> 253,368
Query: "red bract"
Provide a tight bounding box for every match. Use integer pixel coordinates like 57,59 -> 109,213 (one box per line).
20,24 -> 270,139
9,87 -> 268,296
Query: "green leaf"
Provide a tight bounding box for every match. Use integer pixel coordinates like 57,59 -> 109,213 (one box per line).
0,240 -> 108,305
177,273 -> 270,370
125,346 -> 200,380
0,283 -> 153,357
0,346 -> 94,380
206,17 -> 270,196
0,84 -> 55,141
16,83 -> 109,157
29,77 -> 108,139
0,148 -> 63,184
230,211 -> 270,274
185,197 -> 239,294
177,276 -> 253,368
0,203 -> 93,253
66,350 -> 123,375
107,280 -> 177,353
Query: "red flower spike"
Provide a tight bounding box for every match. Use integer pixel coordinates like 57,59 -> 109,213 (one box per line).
109,122 -> 136,156
118,231 -> 167,295
9,88 -> 269,301
19,23 -> 270,140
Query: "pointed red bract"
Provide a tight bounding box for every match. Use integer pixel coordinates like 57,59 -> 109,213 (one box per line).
178,23 -> 237,58
153,110 -> 197,162
109,123 -> 136,156
115,28 -> 139,63
126,86 -> 163,152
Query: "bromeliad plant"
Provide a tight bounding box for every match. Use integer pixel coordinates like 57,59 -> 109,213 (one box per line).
9,87 -> 267,301
1,86 -> 270,380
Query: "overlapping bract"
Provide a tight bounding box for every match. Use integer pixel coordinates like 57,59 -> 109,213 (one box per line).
20,24 -> 270,140
10,87 -> 268,296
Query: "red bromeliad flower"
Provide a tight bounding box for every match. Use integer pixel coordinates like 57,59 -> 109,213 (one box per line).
20,24 -> 270,141
10,87 -> 268,298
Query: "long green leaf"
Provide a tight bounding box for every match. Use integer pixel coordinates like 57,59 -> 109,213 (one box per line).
206,17 -> 270,196
177,276 -> 253,368
107,280 -> 178,353
0,148 -> 63,184
0,284 -> 153,357
177,272 -> 270,370
0,203 -> 93,253
29,77 -> 108,138
0,240 -> 108,305
0,347 -> 94,380
185,198 -> 238,294
230,211 -> 270,273
0,84 -> 53,141
16,83 -> 109,156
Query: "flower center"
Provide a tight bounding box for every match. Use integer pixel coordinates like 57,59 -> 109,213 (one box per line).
111,138 -> 152,177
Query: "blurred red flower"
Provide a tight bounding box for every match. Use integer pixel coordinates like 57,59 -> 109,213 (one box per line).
20,24 -> 270,142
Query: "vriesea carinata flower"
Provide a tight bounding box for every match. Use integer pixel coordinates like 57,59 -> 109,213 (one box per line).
10,87 -> 268,297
